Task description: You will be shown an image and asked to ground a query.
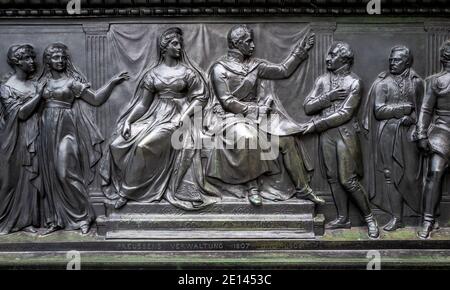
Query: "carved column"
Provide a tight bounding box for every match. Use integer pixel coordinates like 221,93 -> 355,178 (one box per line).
425,22 -> 450,76
82,23 -> 110,196
310,22 -> 336,79
82,23 -> 112,137
83,23 -> 110,89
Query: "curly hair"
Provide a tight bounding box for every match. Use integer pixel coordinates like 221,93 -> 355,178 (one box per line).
440,40 -> 450,64
330,41 -> 354,67
6,44 -> 35,69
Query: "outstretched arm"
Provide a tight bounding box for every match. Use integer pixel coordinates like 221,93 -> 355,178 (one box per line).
258,34 -> 315,80
80,72 -> 129,106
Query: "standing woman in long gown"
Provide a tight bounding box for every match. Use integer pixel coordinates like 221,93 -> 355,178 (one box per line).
38,43 -> 129,235
0,44 -> 43,234
100,27 -> 221,210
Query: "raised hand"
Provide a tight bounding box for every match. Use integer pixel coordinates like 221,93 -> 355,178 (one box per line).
112,71 -> 130,85
300,33 -> 316,52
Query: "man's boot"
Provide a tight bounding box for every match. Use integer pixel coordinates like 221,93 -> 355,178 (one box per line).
347,183 -> 379,239
418,170 -> 444,239
326,183 -> 350,229
365,213 -> 380,239
384,184 -> 404,231
418,215 -> 435,239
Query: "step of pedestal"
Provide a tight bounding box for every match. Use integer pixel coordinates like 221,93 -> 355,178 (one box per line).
97,213 -> 314,234
104,229 -> 315,240
104,198 -> 315,216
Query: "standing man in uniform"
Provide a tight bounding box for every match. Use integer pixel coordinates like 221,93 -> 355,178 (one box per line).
301,41 -> 380,239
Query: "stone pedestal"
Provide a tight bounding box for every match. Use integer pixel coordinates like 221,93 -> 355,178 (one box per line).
96,198 -> 324,240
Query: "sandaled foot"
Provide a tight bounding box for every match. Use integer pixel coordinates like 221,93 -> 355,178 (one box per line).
22,226 -> 38,233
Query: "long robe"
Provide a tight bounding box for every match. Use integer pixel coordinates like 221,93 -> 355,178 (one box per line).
204,53 -> 314,201
38,78 -> 100,230
362,70 -> 423,214
0,84 -> 40,234
100,64 -> 221,210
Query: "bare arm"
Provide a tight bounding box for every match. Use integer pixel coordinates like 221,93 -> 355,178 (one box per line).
18,81 -> 46,120
125,89 -> 154,125
18,94 -> 40,120
80,72 -> 129,106
121,88 -> 154,140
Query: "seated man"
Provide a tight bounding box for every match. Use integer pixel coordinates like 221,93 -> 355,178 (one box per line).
205,24 -> 324,207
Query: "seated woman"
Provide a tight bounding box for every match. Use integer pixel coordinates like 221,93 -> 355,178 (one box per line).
100,27 -> 221,210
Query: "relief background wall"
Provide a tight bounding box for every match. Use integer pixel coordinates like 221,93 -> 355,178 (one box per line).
1,17 -> 449,225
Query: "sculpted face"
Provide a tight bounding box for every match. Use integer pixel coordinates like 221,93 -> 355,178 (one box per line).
326,46 -> 346,72
389,50 -> 410,75
235,32 -> 255,57
49,51 -> 67,72
16,51 -> 36,75
165,36 -> 182,59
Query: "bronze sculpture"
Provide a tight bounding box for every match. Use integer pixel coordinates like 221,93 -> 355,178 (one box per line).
301,42 -> 380,239
415,40 -> 450,239
0,44 -> 43,234
205,24 -> 324,206
37,43 -> 129,235
0,24 -> 448,243
363,46 -> 423,231
100,27 -> 221,210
